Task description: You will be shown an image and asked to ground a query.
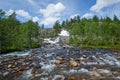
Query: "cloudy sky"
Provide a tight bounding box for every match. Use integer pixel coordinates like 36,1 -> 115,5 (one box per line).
0,0 -> 120,28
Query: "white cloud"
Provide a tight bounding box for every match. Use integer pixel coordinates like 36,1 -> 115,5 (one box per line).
70,14 -> 79,19
82,13 -> 94,18
27,0 -> 40,8
32,16 -> 39,22
40,2 -> 65,26
5,9 -> 41,22
90,0 -> 120,12
40,2 -> 65,17
40,17 -> 60,25
16,9 -> 31,19
5,9 -> 14,16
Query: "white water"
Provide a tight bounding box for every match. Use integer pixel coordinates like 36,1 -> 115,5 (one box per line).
78,68 -> 89,73
97,69 -> 110,74
52,75 -> 65,80
41,64 -> 56,72
58,29 -> 70,36
62,69 -> 78,75
0,50 -> 32,59
22,68 -> 33,80
43,29 -> 69,44
43,37 -> 60,44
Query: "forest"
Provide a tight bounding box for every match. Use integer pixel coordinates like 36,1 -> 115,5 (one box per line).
53,15 -> 120,49
0,9 -> 120,53
0,9 -> 41,53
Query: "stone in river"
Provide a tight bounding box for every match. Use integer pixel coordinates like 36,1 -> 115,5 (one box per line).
82,55 -> 87,58
55,60 -> 62,65
3,71 -> 9,76
14,62 -> 18,65
52,75 -> 65,80
8,64 -> 12,68
14,67 -> 20,72
34,73 -> 40,77
57,57 -> 63,61
33,56 -> 40,62
90,71 -> 101,77
43,61 -> 47,64
69,60 -> 78,67
34,71 -> 40,77
35,63 -> 41,68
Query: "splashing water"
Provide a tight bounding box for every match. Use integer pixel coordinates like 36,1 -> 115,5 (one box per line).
43,37 -> 59,44
58,29 -> 70,36
41,64 -> 56,72
22,68 -> 33,80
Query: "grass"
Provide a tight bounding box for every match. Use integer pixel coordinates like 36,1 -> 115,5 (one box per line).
70,43 -> 120,50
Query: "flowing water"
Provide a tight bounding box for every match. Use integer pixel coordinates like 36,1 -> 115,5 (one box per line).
0,30 -> 120,80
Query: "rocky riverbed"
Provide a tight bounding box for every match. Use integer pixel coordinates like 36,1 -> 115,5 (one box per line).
0,42 -> 120,80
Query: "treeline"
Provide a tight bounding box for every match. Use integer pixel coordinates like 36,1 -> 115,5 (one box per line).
53,15 -> 120,49
0,9 -> 41,53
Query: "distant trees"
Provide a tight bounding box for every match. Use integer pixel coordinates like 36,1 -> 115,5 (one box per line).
53,15 -> 120,49
53,20 -> 61,33
0,9 -> 40,53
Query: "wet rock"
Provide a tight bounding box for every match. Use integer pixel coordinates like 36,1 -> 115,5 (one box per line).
90,71 -> 101,77
8,64 -> 12,68
67,76 -> 75,80
14,62 -> 18,65
14,67 -> 20,72
57,57 -> 63,61
34,71 -> 41,77
19,66 -> 26,71
34,73 -> 40,77
33,56 -> 40,62
69,60 -> 78,67
3,72 -> 9,77
55,60 -> 62,65
22,63 -> 26,66
0,61 -> 1,64
81,60 -> 87,64
82,55 -> 87,58
43,61 -> 47,64
34,63 -> 41,68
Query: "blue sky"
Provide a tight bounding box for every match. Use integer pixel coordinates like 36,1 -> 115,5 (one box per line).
0,0 -> 120,28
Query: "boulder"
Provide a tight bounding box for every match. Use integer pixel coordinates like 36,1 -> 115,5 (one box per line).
55,60 -> 62,65
69,60 -> 78,67
90,71 -> 101,77
8,64 -> 12,68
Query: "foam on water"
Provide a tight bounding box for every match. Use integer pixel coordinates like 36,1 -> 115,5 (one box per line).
86,62 -> 98,65
43,37 -> 59,44
40,78 -> 49,80
115,76 -> 120,79
58,29 -> 70,36
22,68 -> 33,80
97,69 -> 110,74
41,64 -> 56,72
52,75 -> 65,80
62,69 -> 78,75
0,50 -> 31,59
115,61 -> 120,67
78,68 -> 89,73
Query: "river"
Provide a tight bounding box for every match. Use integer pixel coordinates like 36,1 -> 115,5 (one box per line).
0,37 -> 120,80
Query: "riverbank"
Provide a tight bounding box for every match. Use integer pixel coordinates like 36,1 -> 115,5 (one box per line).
70,43 -> 120,51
